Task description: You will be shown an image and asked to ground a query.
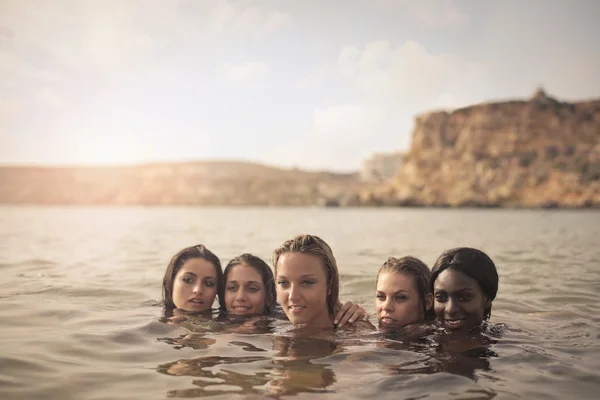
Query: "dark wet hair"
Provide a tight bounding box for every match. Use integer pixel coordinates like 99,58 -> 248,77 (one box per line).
223,253 -> 276,314
162,244 -> 224,312
272,234 -> 339,318
377,256 -> 435,320
430,247 -> 499,320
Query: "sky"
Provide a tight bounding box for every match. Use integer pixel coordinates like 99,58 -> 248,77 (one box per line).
1,0 -> 599,171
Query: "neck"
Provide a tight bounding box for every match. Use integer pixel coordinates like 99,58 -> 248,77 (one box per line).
173,308 -> 212,317
294,311 -> 334,331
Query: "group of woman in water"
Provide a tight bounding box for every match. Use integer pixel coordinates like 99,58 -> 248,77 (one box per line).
161,234 -> 499,335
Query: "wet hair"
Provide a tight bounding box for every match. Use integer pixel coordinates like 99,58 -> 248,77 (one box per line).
430,247 -> 499,320
223,253 -> 276,314
162,244 -> 224,312
377,256 -> 435,320
272,234 -> 339,318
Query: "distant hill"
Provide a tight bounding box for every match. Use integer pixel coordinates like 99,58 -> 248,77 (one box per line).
0,161 -> 362,206
359,89 -> 600,208
3,89 -> 598,209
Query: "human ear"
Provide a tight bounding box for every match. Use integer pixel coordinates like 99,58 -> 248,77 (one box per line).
483,296 -> 492,309
425,293 -> 433,310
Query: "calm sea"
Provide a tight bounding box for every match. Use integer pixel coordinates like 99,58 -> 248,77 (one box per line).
1,206 -> 599,399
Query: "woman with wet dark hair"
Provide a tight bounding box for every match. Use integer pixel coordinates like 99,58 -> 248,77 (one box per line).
162,244 -> 367,326
222,253 -> 277,316
430,247 -> 499,333
162,244 -> 224,314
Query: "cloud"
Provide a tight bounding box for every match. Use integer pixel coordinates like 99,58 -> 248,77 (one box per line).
431,92 -> 458,110
36,88 -> 66,110
297,65 -> 334,90
0,96 -> 23,132
218,62 -> 269,83
0,0 -> 289,80
314,104 -> 386,138
336,40 -> 485,110
272,39 -> 486,170
206,0 -> 291,38
263,104 -> 389,171
377,0 -> 468,28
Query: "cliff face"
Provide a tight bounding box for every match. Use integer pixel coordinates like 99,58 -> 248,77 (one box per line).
362,90 -> 600,207
2,91 -> 598,209
0,161 -> 361,206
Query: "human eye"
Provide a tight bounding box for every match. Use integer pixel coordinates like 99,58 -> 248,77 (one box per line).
376,293 -> 386,300
182,276 -> 194,284
276,279 -> 289,288
301,279 -> 315,286
204,279 -> 215,287
435,293 -> 448,302
394,295 -> 407,301
458,294 -> 473,302
226,284 -> 237,291
248,285 -> 261,293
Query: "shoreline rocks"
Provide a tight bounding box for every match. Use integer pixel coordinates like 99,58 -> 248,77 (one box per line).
358,89 -> 600,209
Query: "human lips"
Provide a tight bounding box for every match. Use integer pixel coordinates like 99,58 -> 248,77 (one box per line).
187,297 -> 205,305
231,305 -> 253,314
288,304 -> 306,313
379,316 -> 397,326
444,317 -> 467,329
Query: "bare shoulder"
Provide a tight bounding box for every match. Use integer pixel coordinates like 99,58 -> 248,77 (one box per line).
340,319 -> 376,332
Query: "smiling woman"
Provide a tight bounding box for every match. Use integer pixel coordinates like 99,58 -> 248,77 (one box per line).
222,253 -> 276,316
272,234 -> 373,331
430,247 -> 499,333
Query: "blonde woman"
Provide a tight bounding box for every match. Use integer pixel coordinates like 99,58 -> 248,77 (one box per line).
273,234 -> 373,331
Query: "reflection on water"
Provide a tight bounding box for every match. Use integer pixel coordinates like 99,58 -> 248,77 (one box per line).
1,207 -> 600,399
156,324 -> 341,398
154,316 -> 508,398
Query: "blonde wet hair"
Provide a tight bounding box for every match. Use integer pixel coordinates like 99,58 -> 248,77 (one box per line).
272,234 -> 340,318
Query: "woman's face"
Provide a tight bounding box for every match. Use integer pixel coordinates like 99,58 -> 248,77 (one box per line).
225,264 -> 266,316
433,268 -> 490,332
376,272 -> 426,329
275,252 -> 332,329
172,258 -> 218,313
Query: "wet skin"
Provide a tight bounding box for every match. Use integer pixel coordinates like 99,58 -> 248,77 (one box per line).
275,252 -> 333,330
172,258 -> 218,313
433,268 -> 491,333
225,264 -> 266,316
376,272 -> 431,329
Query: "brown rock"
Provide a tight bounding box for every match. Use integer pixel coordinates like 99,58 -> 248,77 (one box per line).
364,88 -> 600,208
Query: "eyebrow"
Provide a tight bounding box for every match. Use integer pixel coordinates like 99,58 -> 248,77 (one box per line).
227,280 -> 261,285
276,274 -> 317,279
434,287 -> 474,292
377,290 -> 409,294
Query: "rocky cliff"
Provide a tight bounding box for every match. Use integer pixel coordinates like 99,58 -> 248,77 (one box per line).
0,161 -> 361,206
360,89 -> 600,208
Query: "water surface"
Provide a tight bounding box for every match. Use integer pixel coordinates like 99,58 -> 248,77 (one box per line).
1,207 -> 599,399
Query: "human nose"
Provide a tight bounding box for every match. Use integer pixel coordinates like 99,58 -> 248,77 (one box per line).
382,297 -> 394,312
235,288 -> 247,302
289,284 -> 301,302
445,297 -> 459,315
192,282 -> 202,294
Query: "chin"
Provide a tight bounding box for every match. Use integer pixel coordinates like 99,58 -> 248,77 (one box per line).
287,315 -> 308,325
